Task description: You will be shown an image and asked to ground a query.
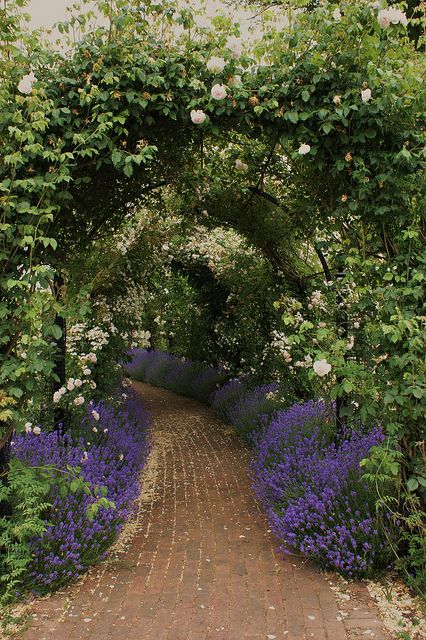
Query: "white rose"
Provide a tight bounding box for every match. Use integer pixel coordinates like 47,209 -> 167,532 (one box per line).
73,396 -> 85,406
33,426 -> 41,435
74,378 -> 83,388
90,381 -> 97,389
232,75 -> 242,86
59,386 -> 67,395
53,391 -> 62,403
87,353 -> 97,363
298,143 -> 311,155
211,83 -> 227,100
67,381 -> 75,391
190,109 -> 206,124
18,72 -> 36,95
24,422 -> 32,433
388,7 -> 407,25
235,159 -> 248,172
83,368 -> 91,376
333,8 -> 342,21
91,410 -> 100,421
225,36 -> 243,59
206,56 -> 226,73
377,9 -> 391,27
313,359 -> 332,377
361,88 -> 372,102
333,95 -> 342,105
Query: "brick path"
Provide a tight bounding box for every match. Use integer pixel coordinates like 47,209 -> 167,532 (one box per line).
16,382 -> 390,640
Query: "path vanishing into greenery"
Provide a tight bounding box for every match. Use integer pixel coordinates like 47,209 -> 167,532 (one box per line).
16,383 -> 390,640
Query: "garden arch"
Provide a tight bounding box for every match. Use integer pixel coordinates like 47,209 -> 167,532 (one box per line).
1,0 -> 424,535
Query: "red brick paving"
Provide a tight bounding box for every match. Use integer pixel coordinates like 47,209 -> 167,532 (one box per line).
15,382 -> 390,640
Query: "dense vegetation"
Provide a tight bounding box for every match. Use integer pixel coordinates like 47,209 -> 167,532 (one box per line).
0,0 -> 424,610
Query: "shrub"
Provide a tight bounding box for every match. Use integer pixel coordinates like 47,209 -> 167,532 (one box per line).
253,401 -> 392,577
125,349 -> 228,404
210,377 -> 253,423
227,381 -> 298,444
13,387 -> 151,593
190,367 -> 228,404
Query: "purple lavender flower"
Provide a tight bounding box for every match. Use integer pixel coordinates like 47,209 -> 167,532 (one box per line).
13,387 -> 151,593
252,401 -> 392,576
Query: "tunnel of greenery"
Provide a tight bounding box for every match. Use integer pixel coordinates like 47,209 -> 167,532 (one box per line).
0,0 -> 425,605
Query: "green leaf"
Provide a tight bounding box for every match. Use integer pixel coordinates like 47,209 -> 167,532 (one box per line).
407,478 -> 419,492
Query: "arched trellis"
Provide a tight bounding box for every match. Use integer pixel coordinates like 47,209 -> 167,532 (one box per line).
0,0 -> 424,493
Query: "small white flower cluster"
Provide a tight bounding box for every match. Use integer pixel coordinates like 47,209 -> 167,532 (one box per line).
377,7 -> 408,28
24,421 -> 41,435
68,323 -> 110,357
129,329 -> 151,350
271,331 -> 292,364
308,290 -> 327,311
182,226 -> 254,277
294,354 -> 313,369
116,224 -> 141,254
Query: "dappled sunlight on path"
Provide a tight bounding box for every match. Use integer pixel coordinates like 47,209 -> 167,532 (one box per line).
16,383 -> 390,640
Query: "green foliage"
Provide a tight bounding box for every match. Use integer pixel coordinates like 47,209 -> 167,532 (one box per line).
0,0 -> 425,595
0,460 -> 51,606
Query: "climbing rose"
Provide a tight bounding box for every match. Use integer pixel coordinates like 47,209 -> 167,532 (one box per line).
226,36 -> 243,58
313,359 -> 332,377
18,71 -> 36,95
206,56 -> 226,73
377,9 -> 391,27
91,410 -> 100,421
83,367 -> 91,376
235,159 -> 248,172
74,378 -> 83,388
59,386 -> 67,396
333,95 -> 342,105
190,109 -> 206,124
87,352 -> 97,363
33,426 -> 41,435
211,84 -> 227,100
361,88 -> 372,102
298,143 -> 311,155
333,8 -> 342,21
24,422 -> 32,433
67,379 -> 75,391
377,7 -> 407,28
74,396 -> 85,406
53,391 -> 62,403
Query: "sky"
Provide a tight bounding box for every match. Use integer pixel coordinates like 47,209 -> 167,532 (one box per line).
25,0 -> 279,39
27,0 -> 77,29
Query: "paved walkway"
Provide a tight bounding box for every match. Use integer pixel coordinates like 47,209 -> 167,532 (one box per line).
16,383 -> 390,640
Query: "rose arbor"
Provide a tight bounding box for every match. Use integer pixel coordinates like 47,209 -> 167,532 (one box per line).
0,0 -> 425,590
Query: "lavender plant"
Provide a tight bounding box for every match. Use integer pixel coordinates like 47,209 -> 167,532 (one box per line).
253,401 -> 392,576
227,382 -> 296,444
12,387 -> 151,593
210,377 -> 253,423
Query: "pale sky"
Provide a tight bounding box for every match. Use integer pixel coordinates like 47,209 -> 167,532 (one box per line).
27,0 -> 76,29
